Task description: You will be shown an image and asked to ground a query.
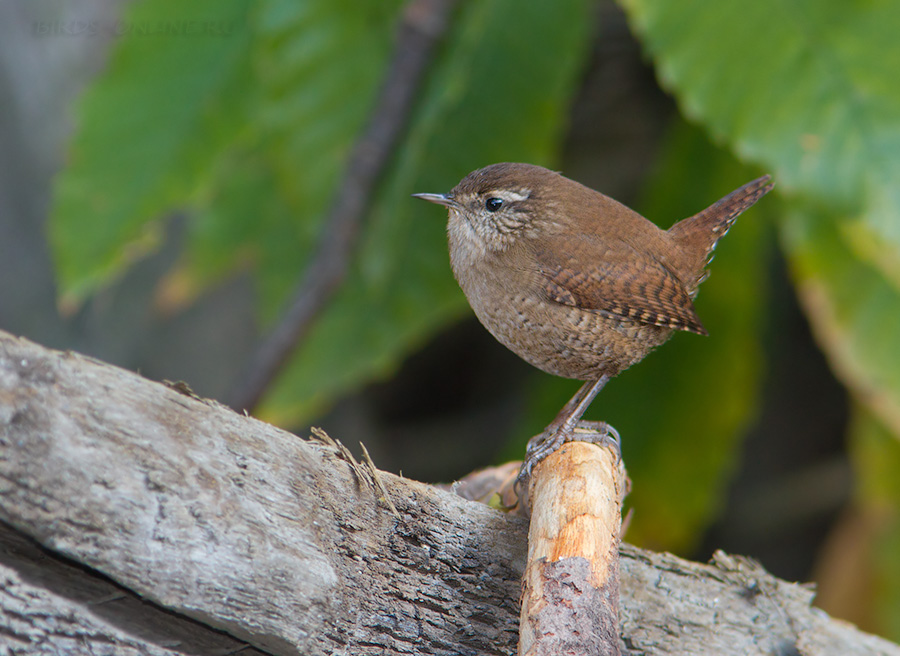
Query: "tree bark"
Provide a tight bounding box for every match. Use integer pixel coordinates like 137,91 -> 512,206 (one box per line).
0,522 -> 265,655
0,329 -> 897,656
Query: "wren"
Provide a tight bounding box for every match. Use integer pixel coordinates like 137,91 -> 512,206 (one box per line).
414,163 -> 773,480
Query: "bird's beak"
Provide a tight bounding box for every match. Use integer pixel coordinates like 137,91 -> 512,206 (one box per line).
412,192 -> 459,209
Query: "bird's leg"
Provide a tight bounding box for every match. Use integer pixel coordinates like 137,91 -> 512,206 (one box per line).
516,374 -> 618,489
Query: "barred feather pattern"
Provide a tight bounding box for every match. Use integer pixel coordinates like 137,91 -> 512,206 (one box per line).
541,260 -> 707,335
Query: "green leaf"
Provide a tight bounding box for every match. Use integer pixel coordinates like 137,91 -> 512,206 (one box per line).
151,0 -> 405,320
514,121 -> 772,551
782,206 -> 900,436
48,0 -> 594,424
618,0 -> 900,536
172,0 -> 405,321
49,0 -> 254,306
619,0 -> 900,274
256,0 -> 595,425
246,0 -> 406,320
847,408 -> 900,642
179,149 -> 300,291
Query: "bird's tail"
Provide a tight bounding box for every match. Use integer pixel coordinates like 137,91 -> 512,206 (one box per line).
668,175 -> 774,287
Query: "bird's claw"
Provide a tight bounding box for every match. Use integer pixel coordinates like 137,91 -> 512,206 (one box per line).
514,420 -> 620,503
573,421 -> 621,462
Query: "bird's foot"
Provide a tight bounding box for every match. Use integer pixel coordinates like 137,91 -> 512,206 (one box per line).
514,420 -> 620,502
572,420 -> 621,460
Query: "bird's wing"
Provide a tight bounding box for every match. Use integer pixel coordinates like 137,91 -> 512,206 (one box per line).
532,234 -> 707,335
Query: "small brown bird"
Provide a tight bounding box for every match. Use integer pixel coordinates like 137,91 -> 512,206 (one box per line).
414,163 -> 773,478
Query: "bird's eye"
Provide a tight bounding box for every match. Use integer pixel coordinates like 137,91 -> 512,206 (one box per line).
485,197 -> 503,212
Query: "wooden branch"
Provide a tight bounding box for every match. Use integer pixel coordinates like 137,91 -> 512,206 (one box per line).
519,441 -> 626,656
0,522 -> 265,655
1,329 -> 898,656
1,331 -> 523,656
228,0 -> 458,412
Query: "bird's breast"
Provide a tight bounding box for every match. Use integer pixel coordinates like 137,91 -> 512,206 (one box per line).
449,241 -> 675,380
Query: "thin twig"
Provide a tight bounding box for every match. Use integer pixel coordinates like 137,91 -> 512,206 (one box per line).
310,426 -> 369,486
228,0 -> 458,412
360,442 -> 401,519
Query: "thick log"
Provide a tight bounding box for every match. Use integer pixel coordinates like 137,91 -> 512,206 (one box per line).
0,330 -> 897,656
0,331 -> 523,656
0,523 -> 265,655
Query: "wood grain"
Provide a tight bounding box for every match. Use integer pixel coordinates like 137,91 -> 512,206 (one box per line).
1,330 -> 897,655
519,442 -> 626,655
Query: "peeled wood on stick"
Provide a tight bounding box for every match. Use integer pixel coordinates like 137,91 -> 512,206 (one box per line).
519,439 -> 628,656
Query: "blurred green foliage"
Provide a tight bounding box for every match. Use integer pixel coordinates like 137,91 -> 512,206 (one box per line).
623,0 -> 900,439
49,0 -> 900,641
51,0 -> 594,422
51,0 -> 255,306
620,0 -> 900,638
849,409 -> 900,635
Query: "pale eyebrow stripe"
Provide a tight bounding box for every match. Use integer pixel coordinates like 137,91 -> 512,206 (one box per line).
489,189 -> 531,202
